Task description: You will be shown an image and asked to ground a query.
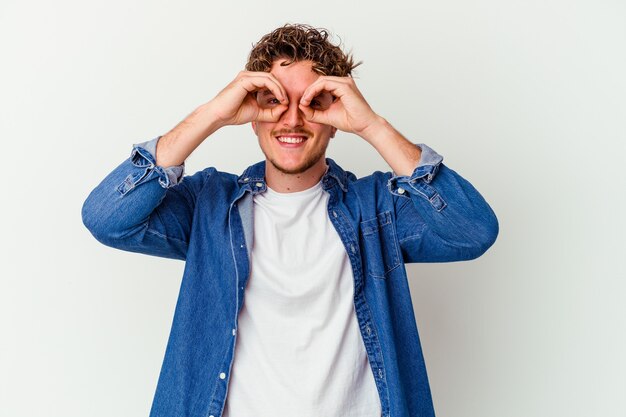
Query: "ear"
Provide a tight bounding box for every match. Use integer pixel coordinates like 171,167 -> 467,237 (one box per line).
330,127 -> 337,138
251,121 -> 257,135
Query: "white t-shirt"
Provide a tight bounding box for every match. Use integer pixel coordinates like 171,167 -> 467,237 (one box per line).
223,181 -> 381,417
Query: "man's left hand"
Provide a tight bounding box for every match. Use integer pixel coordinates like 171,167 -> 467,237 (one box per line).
298,77 -> 382,137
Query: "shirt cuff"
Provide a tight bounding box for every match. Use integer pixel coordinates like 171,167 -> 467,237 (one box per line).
387,143 -> 446,210
391,143 -> 443,183
133,137 -> 185,187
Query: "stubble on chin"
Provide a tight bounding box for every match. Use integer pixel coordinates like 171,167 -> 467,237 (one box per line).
267,152 -> 324,175
259,128 -> 329,176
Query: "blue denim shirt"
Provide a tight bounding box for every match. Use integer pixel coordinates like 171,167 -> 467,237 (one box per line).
82,138 -> 498,417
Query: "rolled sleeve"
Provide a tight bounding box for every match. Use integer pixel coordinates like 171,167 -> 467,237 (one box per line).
133,137 -> 185,188
388,144 -> 498,262
82,136 -> 206,260
387,143 -> 446,211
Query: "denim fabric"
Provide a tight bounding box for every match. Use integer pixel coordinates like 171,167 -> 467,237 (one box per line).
134,137 -> 186,186
82,139 -> 498,417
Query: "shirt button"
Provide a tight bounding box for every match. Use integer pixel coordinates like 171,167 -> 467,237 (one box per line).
232,329 -> 236,336
350,244 -> 356,253
332,211 -> 338,218
219,372 -> 226,380
255,182 -> 263,187
397,187 -> 405,194
243,177 -> 249,182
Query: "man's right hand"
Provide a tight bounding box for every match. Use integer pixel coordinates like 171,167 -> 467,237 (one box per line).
208,71 -> 289,128
156,72 -> 288,167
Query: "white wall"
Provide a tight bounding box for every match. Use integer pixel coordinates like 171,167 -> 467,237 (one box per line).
1,0 -> 624,416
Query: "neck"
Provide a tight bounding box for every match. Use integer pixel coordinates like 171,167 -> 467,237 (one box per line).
265,159 -> 327,193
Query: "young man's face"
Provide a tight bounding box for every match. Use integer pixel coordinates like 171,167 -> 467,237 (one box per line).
252,59 -> 336,176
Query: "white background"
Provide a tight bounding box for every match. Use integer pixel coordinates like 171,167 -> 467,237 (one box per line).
1,0 -> 624,416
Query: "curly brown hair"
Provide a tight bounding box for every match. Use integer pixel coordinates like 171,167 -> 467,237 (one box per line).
245,24 -> 360,77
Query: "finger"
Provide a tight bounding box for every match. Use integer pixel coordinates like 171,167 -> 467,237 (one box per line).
243,77 -> 286,103
299,103 -> 332,126
248,72 -> 289,103
300,77 -> 350,106
239,74 -> 288,103
265,72 -> 288,101
240,71 -> 288,100
256,104 -> 288,122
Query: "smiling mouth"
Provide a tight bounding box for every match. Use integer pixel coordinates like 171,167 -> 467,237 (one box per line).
276,135 -> 308,144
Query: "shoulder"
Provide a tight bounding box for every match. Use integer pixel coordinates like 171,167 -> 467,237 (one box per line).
326,160 -> 398,219
326,158 -> 392,192
171,166 -> 241,198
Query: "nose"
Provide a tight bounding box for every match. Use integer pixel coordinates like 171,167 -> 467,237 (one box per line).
280,100 -> 304,128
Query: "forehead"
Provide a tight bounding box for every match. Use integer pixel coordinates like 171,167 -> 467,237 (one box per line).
269,59 -> 320,94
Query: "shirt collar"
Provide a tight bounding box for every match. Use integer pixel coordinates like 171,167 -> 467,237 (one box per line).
238,158 -> 349,193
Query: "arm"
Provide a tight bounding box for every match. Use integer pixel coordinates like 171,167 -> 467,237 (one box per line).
299,76 -> 421,175
81,140 -> 205,260
299,76 -> 498,262
155,71 -> 289,167
82,71 -> 291,257
389,159 -> 499,262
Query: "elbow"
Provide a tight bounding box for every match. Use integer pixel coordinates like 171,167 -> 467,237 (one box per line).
81,193 -> 108,243
81,192 -> 123,246
467,210 -> 499,260
82,189 -> 149,250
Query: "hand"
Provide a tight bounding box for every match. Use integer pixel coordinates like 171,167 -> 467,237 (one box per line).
208,71 -> 289,128
298,77 -> 381,136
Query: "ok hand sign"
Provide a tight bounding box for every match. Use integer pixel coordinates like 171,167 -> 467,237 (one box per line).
298,77 -> 381,136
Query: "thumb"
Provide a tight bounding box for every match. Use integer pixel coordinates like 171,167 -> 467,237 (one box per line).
299,104 -> 331,125
256,104 -> 288,122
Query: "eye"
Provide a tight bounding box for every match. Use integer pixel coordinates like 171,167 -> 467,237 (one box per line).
309,92 -> 333,110
256,91 -> 280,109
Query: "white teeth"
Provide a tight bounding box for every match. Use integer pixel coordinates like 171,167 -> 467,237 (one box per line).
277,136 -> 306,144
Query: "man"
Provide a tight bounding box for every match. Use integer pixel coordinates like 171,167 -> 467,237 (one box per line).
83,24 -> 498,417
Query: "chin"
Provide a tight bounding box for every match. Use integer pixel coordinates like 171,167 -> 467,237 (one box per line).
270,161 -> 314,175
269,156 -> 324,175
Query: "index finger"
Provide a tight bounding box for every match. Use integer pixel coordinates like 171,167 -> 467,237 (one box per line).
300,77 -> 348,106
240,71 -> 288,103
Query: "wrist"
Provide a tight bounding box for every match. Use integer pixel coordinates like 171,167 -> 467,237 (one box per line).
198,101 -> 225,134
156,102 -> 223,167
359,115 -> 392,144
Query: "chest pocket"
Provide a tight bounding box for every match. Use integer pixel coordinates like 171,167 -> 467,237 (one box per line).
360,211 -> 401,279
